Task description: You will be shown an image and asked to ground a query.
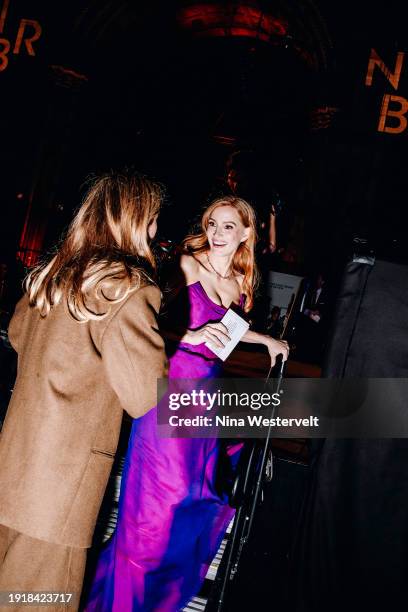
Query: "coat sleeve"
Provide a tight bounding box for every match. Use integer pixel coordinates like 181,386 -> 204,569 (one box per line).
7,295 -> 29,353
100,283 -> 168,418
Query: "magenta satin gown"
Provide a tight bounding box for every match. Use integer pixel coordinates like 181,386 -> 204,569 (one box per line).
85,282 -> 243,611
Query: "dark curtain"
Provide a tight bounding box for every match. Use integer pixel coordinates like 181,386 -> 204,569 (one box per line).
291,259 -> 408,611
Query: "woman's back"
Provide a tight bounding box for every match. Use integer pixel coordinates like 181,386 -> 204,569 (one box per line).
0,282 -> 166,548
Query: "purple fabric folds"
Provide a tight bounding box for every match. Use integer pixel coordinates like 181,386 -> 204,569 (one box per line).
85,282 -> 242,611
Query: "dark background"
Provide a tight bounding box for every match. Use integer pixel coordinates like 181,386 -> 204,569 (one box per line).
1,0 -> 407,270
1,4 -> 408,608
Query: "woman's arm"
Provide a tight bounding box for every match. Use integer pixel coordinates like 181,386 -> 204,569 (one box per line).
160,318 -> 230,349
160,253 -> 231,349
101,284 -> 168,418
241,328 -> 289,367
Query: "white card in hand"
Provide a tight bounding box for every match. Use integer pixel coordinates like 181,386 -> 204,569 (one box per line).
205,308 -> 249,361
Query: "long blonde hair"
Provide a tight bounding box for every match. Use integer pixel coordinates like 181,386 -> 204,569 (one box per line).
25,171 -> 163,321
182,196 -> 259,312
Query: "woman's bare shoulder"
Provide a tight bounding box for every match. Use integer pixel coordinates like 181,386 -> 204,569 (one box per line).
180,253 -> 200,276
159,254 -> 198,303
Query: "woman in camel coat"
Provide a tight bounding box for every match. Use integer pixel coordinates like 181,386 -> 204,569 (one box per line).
0,171 -> 168,610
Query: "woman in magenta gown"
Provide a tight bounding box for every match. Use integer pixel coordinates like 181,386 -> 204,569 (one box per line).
85,196 -> 289,611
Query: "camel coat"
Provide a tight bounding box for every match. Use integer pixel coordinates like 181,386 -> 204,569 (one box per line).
0,282 -> 167,548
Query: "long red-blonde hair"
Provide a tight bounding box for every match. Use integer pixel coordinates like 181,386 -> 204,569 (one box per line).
182,196 -> 259,312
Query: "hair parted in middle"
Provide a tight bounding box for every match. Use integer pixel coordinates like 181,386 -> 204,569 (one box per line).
25,169 -> 164,321
182,195 -> 259,312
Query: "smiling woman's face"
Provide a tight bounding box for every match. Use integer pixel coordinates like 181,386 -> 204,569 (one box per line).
206,205 -> 249,257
